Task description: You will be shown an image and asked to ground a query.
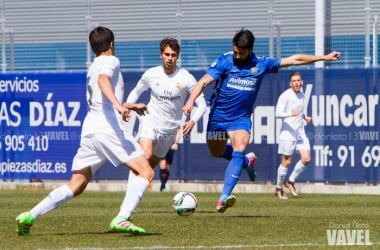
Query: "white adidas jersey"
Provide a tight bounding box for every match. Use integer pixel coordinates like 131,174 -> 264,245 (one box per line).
82,55 -> 125,136
127,65 -> 203,132
275,88 -> 306,139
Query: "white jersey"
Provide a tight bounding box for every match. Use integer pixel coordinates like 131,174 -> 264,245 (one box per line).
82,55 -> 125,136
276,88 -> 306,140
127,65 -> 205,133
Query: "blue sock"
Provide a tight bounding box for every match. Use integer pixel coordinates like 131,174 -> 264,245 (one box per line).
219,151 -> 244,201
222,144 -> 233,160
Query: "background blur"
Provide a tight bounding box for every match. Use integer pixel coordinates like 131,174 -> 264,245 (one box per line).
0,0 -> 380,71
1,0 -> 380,184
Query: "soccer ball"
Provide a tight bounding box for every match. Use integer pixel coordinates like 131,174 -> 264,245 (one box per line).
172,192 -> 197,216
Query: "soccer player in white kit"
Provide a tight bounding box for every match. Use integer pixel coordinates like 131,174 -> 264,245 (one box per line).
117,37 -> 206,203
275,72 -> 312,199
16,26 -> 154,236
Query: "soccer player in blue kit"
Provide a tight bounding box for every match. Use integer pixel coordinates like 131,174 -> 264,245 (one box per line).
183,28 -> 341,213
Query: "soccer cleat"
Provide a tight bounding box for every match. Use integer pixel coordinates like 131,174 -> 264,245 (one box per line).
216,195 -> 237,213
110,216 -> 146,235
275,188 -> 288,200
16,212 -> 35,236
245,152 -> 257,182
284,180 -> 298,197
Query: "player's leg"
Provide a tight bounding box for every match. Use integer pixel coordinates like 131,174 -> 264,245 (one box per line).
111,155 -> 154,234
126,137 -> 156,190
16,168 -> 92,236
276,155 -> 291,199
286,149 -> 310,197
285,135 -> 311,197
290,149 -> 311,182
209,117 -> 256,182
160,149 -> 174,191
16,136 -> 100,236
276,138 -> 296,199
216,129 -> 250,212
116,130 -> 172,233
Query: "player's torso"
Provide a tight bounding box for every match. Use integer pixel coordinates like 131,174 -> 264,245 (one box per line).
281,90 -> 305,135
87,56 -> 124,109
283,89 -> 304,113
144,67 -> 193,127
209,55 -> 275,120
83,56 -> 124,135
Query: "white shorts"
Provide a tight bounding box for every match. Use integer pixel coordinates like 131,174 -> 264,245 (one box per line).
72,130 -> 145,174
137,117 -> 178,158
278,131 -> 310,156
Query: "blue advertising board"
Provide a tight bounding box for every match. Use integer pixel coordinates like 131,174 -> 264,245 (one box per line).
0,72 -> 87,180
1,69 -> 379,183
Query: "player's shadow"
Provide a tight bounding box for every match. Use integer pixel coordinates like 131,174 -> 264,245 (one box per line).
33,231 -> 161,237
105,230 -> 161,236
196,210 -> 272,218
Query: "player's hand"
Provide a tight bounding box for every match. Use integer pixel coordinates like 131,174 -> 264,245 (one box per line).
115,104 -> 131,122
182,120 -> 195,137
182,101 -> 194,116
171,143 -> 178,151
291,108 -> 302,116
304,116 -> 312,124
123,102 -> 149,116
122,110 -> 131,122
325,51 -> 341,61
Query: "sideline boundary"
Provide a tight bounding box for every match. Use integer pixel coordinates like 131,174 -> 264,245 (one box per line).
1,180 -> 380,195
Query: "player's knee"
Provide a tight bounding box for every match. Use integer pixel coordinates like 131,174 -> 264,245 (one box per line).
142,167 -> 154,181
70,182 -> 88,197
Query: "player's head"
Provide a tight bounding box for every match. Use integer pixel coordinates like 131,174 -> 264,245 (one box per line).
160,37 -> 180,74
232,28 -> 255,67
160,37 -> 181,55
89,26 -> 115,56
289,71 -> 303,93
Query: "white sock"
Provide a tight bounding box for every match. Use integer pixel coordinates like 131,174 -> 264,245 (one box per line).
119,170 -> 138,209
29,185 -> 73,219
289,161 -> 306,183
276,165 -> 288,189
117,176 -> 149,219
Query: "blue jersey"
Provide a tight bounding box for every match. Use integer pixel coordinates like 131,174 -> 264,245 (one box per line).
207,52 -> 281,121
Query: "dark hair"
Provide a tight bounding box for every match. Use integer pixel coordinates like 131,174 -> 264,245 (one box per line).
233,28 -> 255,49
160,37 -> 180,55
289,71 -> 302,80
89,26 -> 114,56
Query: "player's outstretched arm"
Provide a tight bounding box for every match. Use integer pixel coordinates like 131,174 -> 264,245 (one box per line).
183,74 -> 214,116
280,51 -> 341,68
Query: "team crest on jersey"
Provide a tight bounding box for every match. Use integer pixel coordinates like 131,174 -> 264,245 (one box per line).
176,82 -> 181,89
251,67 -> 258,74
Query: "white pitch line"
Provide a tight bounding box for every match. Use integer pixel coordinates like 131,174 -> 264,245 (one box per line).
55,242 -> 380,250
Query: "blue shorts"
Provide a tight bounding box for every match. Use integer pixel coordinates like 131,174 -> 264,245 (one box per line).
206,116 -> 252,140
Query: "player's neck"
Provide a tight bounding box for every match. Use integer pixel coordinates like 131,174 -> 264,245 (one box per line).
97,49 -> 113,57
163,66 -> 177,75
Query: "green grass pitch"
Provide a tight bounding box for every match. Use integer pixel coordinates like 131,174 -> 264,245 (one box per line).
2,189 -> 379,249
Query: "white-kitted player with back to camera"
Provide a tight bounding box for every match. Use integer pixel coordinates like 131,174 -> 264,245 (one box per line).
16,26 -> 154,236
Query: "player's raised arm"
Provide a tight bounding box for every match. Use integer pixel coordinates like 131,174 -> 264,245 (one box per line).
183,73 -> 214,115
279,51 -> 341,68
98,73 -> 124,114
